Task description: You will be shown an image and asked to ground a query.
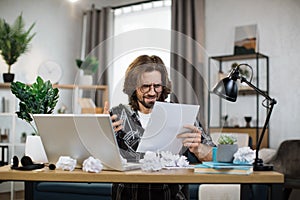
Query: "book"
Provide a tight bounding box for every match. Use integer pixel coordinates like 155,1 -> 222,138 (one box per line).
202,161 -> 253,169
194,162 -> 253,175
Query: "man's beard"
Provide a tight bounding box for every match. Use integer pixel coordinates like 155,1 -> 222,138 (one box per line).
138,95 -> 157,109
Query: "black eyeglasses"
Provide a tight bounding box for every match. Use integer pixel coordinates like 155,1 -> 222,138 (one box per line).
139,83 -> 163,93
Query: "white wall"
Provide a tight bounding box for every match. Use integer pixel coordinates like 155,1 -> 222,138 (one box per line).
1,0 -> 299,148
0,0 -> 83,112
205,0 -> 300,148
0,0 -> 82,83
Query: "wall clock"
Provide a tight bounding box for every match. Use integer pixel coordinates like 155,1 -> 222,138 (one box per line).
38,61 -> 63,84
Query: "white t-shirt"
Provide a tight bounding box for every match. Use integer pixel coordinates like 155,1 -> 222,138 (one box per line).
138,111 -> 151,129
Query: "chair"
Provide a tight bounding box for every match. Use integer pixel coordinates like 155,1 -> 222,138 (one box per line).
270,140 -> 300,200
199,184 -> 240,200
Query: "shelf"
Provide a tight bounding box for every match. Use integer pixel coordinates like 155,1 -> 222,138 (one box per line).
210,53 -> 268,62
0,83 -> 11,89
209,90 -> 264,95
239,88 -> 259,95
0,113 -> 15,117
0,83 -> 109,113
0,83 -> 107,90
0,143 -> 12,146
209,88 -> 266,96
210,126 -> 264,129
53,84 -> 108,90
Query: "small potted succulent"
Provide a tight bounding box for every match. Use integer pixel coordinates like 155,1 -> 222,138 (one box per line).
216,134 -> 238,162
0,13 -> 36,82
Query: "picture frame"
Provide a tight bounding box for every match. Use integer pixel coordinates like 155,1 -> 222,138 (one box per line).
234,24 -> 258,55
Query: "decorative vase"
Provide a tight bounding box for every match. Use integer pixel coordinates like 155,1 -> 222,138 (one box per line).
216,144 -> 238,163
78,70 -> 93,85
25,135 -> 48,163
3,73 -> 15,83
244,116 -> 252,127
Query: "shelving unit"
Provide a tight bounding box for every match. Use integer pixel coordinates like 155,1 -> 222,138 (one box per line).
207,53 -> 269,149
0,84 -> 25,200
52,84 -> 108,114
0,83 -> 108,199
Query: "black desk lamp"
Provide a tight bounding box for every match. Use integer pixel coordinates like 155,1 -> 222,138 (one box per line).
212,63 -> 277,171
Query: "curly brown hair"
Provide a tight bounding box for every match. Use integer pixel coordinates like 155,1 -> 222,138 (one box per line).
123,55 -> 172,111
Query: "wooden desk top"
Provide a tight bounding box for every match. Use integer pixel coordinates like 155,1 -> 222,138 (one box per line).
0,165 -> 284,184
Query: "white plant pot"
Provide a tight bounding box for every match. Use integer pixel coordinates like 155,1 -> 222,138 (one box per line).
78,70 -> 93,85
25,135 -> 48,163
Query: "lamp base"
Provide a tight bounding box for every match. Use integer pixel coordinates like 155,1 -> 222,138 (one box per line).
253,164 -> 274,171
253,158 -> 274,171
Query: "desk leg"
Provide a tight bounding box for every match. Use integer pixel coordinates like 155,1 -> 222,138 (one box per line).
25,181 -> 34,200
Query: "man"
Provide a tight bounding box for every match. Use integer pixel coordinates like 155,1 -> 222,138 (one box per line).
104,55 -> 214,200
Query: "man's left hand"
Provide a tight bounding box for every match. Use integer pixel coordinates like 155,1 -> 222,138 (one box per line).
177,124 -> 201,153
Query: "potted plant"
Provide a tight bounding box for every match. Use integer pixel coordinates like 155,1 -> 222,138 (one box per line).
230,62 -> 250,78
75,56 -> 99,85
10,76 -> 59,135
0,13 -> 36,82
216,134 -> 238,162
11,76 -> 59,163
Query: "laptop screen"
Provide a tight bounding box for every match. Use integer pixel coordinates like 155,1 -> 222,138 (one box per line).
33,114 -> 128,171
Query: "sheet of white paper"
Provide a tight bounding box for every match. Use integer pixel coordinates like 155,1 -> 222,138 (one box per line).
137,102 -> 200,154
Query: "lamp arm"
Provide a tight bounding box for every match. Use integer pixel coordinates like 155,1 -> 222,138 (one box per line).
239,76 -> 277,170
255,102 -> 275,157
240,77 -> 272,101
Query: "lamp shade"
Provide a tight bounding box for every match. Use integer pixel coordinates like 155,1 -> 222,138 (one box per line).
212,77 -> 238,102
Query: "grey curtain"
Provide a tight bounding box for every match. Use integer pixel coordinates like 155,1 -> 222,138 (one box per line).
82,5 -> 113,106
170,0 -> 206,126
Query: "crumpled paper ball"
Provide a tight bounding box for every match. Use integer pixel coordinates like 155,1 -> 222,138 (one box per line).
233,146 -> 255,165
160,151 -> 178,167
82,156 -> 103,173
175,155 -> 189,167
140,151 -> 189,171
160,151 -> 189,167
140,151 -> 162,171
56,156 -> 77,171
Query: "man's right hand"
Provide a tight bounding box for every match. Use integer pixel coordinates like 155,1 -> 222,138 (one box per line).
104,101 -> 123,133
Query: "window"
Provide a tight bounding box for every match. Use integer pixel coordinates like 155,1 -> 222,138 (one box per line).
110,0 -> 171,106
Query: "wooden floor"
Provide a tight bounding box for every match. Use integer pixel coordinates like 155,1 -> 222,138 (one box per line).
0,190 -> 24,200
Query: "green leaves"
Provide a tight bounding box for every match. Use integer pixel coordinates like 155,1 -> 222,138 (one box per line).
11,76 -> 59,125
218,134 -> 237,145
0,13 -> 36,73
76,56 -> 99,75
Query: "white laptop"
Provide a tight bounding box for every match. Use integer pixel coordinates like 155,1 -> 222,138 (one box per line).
33,114 -> 140,171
